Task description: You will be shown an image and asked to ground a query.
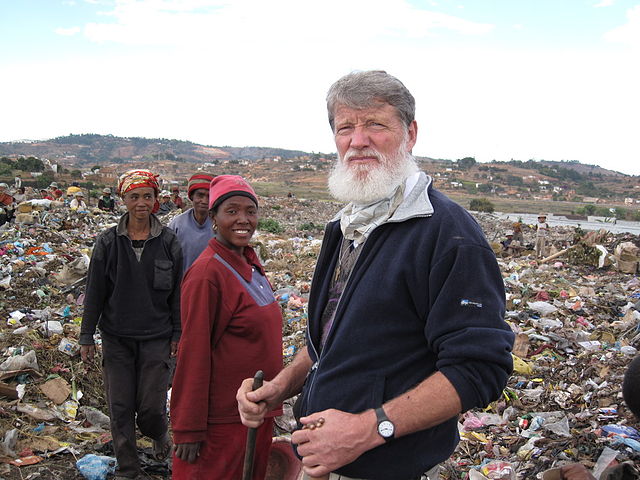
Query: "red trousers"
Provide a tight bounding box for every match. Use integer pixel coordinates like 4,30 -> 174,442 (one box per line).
172,418 -> 274,480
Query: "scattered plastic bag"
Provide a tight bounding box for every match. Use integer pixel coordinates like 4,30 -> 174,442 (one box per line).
480,460 -> 516,479
76,454 -> 117,480
0,349 -> 39,371
79,406 -> 111,429
527,301 -> 558,315
1,428 -> 19,456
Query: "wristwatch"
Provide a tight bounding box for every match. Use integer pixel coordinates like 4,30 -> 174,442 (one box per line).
375,406 -> 395,442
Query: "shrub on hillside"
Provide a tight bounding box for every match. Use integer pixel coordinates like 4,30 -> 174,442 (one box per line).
469,198 -> 495,213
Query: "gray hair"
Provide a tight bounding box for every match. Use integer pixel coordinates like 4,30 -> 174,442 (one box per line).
326,70 -> 415,131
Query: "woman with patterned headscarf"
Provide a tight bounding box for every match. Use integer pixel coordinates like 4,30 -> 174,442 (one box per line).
80,169 -> 183,480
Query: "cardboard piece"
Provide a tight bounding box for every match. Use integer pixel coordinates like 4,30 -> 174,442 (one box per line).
0,382 -> 18,400
22,436 -> 61,453
512,333 -> 530,358
39,377 -> 71,405
0,368 -> 42,383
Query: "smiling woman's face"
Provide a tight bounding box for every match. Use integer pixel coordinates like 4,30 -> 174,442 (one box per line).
212,195 -> 258,254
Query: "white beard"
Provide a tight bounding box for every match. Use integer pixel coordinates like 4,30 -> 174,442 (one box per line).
328,142 -> 419,205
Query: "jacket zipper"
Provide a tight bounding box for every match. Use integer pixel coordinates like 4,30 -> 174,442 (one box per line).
302,228 -> 379,412
302,212 -> 433,414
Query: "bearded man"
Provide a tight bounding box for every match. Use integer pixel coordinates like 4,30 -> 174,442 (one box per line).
238,70 -> 514,480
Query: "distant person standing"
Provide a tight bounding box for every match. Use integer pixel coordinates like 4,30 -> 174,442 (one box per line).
535,213 -> 549,258
99,187 -> 116,212
171,187 -> 185,211
168,174 -> 215,274
14,175 -> 22,189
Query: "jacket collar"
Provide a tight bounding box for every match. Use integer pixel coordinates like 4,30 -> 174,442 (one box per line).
116,212 -> 164,238
209,238 -> 264,282
331,171 -> 435,224
388,171 -> 434,222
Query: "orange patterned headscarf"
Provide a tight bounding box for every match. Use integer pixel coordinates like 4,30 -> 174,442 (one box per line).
117,169 -> 160,197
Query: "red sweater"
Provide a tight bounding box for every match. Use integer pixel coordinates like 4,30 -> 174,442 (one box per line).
171,239 -> 283,444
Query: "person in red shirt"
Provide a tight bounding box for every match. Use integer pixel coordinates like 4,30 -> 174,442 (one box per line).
171,175 -> 283,480
49,182 -> 63,200
40,189 -> 54,200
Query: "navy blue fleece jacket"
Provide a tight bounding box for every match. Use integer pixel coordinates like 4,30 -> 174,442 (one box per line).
297,184 -> 514,480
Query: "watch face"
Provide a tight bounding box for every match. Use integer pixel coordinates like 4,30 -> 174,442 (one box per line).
378,420 -> 394,437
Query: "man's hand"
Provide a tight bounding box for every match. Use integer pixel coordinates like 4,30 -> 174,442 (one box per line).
80,345 -> 95,363
170,341 -> 179,357
236,378 -> 284,428
560,464 -> 597,480
174,442 -> 201,463
291,409 -> 381,477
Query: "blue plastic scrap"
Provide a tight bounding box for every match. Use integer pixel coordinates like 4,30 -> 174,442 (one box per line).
76,454 -> 117,480
601,424 -> 640,440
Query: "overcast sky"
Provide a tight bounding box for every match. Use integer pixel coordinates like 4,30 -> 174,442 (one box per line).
1,0 -> 639,175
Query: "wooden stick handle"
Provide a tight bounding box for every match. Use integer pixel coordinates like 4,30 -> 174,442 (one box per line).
242,370 -> 264,480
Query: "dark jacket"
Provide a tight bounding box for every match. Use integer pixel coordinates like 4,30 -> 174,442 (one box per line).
80,213 -> 183,345
98,196 -> 115,212
297,184 -> 514,480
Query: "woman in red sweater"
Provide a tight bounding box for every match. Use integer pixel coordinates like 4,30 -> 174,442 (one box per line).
170,175 -> 283,480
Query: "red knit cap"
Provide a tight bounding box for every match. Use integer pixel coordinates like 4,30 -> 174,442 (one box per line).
187,173 -> 214,200
208,175 -> 258,210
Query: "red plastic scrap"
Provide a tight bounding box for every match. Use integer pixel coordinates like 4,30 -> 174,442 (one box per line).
8,455 -> 43,467
535,291 -> 550,301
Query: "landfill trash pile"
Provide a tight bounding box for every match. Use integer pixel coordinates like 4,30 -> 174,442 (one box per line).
0,197 -> 639,479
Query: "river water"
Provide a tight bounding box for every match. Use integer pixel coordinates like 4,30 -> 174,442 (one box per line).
496,212 -> 640,235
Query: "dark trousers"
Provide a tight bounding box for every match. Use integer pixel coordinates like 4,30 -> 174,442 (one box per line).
101,333 -> 171,478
